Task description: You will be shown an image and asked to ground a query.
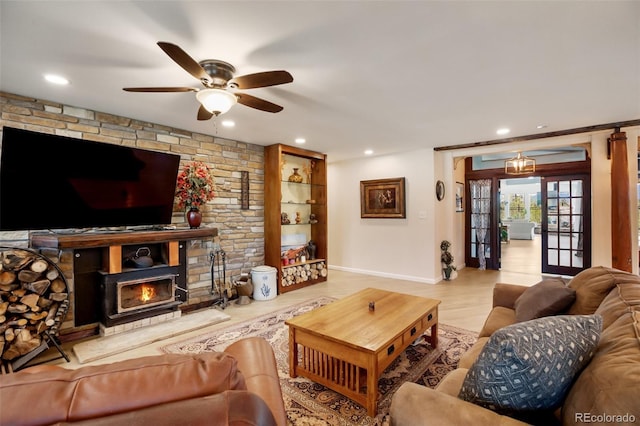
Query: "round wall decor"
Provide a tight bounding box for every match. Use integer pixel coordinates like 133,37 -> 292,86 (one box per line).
436,180 -> 445,201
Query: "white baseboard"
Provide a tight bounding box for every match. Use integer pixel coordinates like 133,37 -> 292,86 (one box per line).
328,264 -> 439,284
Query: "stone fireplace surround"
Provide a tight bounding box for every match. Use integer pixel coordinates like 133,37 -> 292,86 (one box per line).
30,227 -> 218,341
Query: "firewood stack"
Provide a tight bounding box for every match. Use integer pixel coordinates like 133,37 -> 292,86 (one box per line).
281,261 -> 327,287
0,248 -> 69,362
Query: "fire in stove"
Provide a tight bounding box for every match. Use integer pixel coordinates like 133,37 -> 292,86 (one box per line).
140,284 -> 156,302
117,275 -> 176,314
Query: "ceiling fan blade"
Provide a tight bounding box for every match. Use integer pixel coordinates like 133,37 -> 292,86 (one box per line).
197,105 -> 214,121
230,70 -> 293,89
123,87 -> 197,92
236,93 -> 283,113
157,41 -> 211,84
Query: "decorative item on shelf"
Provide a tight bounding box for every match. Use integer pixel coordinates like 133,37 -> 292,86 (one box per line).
282,246 -> 307,264
288,168 -> 304,183
369,301 -> 375,311
295,212 -> 301,224
125,247 -> 153,268
307,240 -> 317,260
505,152 -> 536,175
302,160 -> 315,184
175,161 -> 216,229
440,240 -> 457,281
281,212 -> 290,225
186,208 -> 203,229
309,213 -> 318,224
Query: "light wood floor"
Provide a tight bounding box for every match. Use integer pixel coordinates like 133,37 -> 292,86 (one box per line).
40,254 -> 544,370
499,234 -> 541,275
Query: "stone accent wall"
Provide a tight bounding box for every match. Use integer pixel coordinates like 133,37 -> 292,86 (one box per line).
0,92 -> 265,332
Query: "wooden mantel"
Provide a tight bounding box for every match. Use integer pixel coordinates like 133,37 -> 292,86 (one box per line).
30,227 -> 218,274
30,227 -> 218,249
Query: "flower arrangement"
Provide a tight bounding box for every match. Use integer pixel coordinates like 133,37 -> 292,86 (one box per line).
175,161 -> 216,210
440,240 -> 457,280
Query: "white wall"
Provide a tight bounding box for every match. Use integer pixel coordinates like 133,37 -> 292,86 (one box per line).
328,149 -> 439,283
434,150 -> 463,277
590,133 -> 613,268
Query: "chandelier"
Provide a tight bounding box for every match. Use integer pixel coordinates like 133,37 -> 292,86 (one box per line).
504,152 -> 536,175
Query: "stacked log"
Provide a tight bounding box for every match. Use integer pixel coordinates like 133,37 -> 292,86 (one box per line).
281,261 -> 327,287
0,249 -> 69,361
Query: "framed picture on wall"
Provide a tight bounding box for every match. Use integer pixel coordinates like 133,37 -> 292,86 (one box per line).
360,177 -> 406,218
456,182 -> 464,212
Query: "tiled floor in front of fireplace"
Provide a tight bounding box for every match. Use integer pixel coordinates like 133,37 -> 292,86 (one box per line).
72,308 -> 230,364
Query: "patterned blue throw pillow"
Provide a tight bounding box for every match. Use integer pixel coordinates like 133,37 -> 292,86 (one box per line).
459,315 -> 602,413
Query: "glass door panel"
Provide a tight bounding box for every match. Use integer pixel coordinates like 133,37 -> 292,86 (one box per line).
542,175 -> 590,275
468,179 -> 494,269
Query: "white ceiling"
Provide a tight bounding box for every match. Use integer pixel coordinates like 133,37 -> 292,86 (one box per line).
1,1 -> 639,163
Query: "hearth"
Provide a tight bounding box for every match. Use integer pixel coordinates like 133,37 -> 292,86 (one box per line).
100,266 -> 181,328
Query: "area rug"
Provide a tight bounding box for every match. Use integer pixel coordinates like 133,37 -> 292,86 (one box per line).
162,297 -> 477,425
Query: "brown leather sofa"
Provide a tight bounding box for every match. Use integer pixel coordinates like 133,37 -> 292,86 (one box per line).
0,336 -> 286,426
390,266 -> 640,426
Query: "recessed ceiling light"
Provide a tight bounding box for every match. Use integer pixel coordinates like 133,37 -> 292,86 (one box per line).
295,138 -> 306,144
496,128 -> 510,136
536,124 -> 547,129
364,149 -> 374,155
221,120 -> 235,127
44,74 -> 69,85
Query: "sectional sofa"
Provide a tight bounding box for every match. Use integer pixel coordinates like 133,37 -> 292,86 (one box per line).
390,266 -> 640,425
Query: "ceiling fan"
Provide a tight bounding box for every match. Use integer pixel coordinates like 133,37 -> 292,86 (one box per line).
123,42 -> 293,120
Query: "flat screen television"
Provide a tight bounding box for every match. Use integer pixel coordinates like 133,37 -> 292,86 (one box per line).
0,127 -> 181,231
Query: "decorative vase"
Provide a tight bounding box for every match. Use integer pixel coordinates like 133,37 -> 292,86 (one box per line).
443,267 -> 452,281
186,208 -> 202,229
307,240 -> 317,260
443,267 -> 457,281
288,168 -> 303,183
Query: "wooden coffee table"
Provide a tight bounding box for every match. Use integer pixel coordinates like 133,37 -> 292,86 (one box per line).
285,288 -> 440,416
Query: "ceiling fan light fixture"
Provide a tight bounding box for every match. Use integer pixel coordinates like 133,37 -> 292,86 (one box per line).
505,152 -> 536,175
196,88 -> 237,115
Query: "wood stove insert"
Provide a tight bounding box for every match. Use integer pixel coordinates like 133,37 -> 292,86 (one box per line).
100,266 -> 181,328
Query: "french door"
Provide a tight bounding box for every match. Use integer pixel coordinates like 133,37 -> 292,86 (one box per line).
541,175 -> 591,275
465,174 -> 591,275
467,179 -> 500,270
